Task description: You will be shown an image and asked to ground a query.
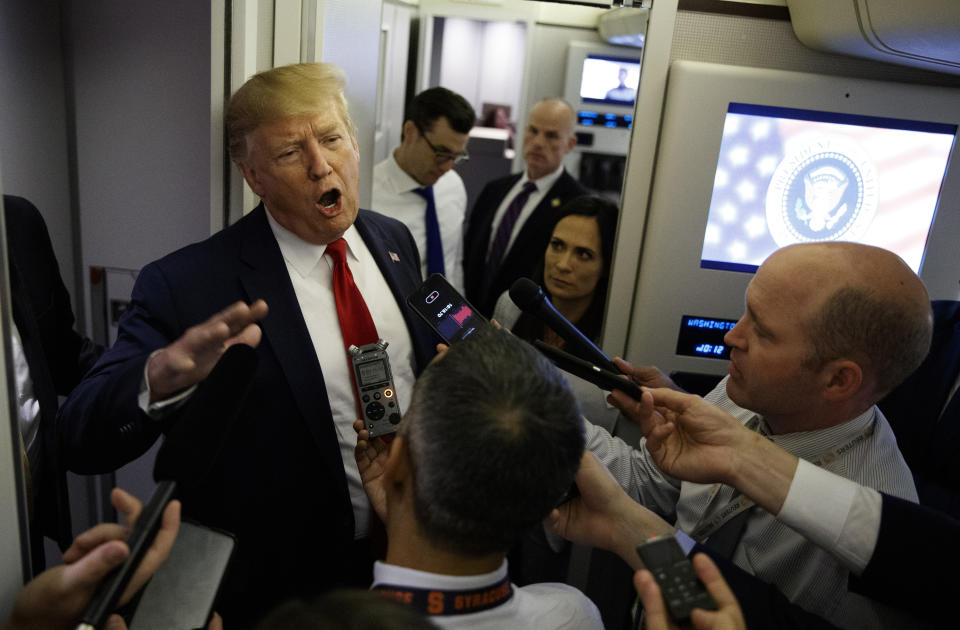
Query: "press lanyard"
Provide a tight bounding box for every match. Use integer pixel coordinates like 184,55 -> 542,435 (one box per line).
373,574 -> 514,616
690,414 -> 877,541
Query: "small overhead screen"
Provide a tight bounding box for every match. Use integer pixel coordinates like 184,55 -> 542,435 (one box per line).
579,54 -> 641,108
701,103 -> 957,274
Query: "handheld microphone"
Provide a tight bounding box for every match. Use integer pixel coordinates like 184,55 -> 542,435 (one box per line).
76,343 -> 259,629
509,278 -> 621,374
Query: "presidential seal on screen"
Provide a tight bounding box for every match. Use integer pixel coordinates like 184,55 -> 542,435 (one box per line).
765,135 -> 878,246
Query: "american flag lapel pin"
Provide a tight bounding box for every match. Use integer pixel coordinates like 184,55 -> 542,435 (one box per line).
389,251 -> 400,263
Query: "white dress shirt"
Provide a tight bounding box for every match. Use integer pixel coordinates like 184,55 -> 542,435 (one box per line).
11,323 -> 40,463
778,458 -> 883,574
267,211 -> 416,539
372,560 -> 603,629
486,164 -> 566,257
373,153 -> 467,293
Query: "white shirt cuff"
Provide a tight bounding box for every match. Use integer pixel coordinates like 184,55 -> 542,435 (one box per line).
778,458 -> 881,574
138,350 -> 197,419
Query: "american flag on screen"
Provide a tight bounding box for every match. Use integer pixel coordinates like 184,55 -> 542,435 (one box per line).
701,111 -> 785,270
701,103 -> 956,273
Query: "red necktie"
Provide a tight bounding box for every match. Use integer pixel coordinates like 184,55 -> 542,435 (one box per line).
326,238 -> 379,412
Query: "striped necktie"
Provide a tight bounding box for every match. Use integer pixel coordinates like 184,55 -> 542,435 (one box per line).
481,181 -> 537,301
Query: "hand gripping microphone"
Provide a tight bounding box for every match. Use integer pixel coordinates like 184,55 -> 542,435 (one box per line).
508,277 -> 621,375
76,343 -> 259,630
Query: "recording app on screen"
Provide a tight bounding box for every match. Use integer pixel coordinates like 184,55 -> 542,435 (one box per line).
701,103 -> 957,274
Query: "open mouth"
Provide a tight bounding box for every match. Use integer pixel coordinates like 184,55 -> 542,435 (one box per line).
318,189 -> 341,210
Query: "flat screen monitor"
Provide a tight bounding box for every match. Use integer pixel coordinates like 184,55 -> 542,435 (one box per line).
579,54 -> 641,108
623,60 -> 960,376
701,103 -> 957,273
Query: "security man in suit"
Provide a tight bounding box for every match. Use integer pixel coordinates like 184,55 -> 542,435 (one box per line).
463,98 -> 587,316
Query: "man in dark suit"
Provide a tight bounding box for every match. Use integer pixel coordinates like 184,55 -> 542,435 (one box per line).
463,98 -> 587,316
4,194 -> 103,572
58,63 -> 436,627
879,299 -> 960,518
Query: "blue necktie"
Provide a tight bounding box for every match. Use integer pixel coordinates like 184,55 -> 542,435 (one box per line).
413,186 -> 444,277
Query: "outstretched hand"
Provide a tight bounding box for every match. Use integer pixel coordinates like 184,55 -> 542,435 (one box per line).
5,488 -> 181,630
635,553 -> 746,630
354,419 -> 392,521
606,358 -> 687,434
625,387 -> 755,486
147,299 -> 268,402
545,452 -> 673,568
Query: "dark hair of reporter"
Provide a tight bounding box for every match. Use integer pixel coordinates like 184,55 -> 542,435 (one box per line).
511,195 -> 619,346
401,325 -> 584,556
254,589 -> 439,630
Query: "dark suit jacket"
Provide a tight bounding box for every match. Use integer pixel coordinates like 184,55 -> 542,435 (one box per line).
879,300 -> 960,518
4,195 -> 102,564
462,169 -> 587,316
58,205 -> 436,626
693,543 -> 840,630
697,492 -> 956,629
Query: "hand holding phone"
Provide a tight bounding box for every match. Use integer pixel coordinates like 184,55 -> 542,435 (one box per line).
406,274 -> 488,344
636,535 -> 717,624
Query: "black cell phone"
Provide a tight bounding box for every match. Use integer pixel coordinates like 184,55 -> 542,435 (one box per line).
636,535 -> 716,623
532,340 -> 643,400
128,520 -> 236,629
349,340 -> 403,438
78,481 -> 178,628
406,274 -> 488,344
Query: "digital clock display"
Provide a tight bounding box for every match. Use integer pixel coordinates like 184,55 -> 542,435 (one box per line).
675,315 -> 737,360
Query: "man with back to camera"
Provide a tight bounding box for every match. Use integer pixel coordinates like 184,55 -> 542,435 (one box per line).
57,63 -> 437,626
463,98 -> 587,316
577,242 -> 932,629
354,326 -> 603,629
372,87 -> 475,293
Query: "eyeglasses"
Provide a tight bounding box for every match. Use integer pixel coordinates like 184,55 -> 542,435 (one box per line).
415,123 -> 469,165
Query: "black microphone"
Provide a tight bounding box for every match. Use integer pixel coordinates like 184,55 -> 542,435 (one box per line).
76,344 -> 259,629
509,278 -> 621,375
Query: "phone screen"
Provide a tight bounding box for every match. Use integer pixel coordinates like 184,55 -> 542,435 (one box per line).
406,274 -> 488,343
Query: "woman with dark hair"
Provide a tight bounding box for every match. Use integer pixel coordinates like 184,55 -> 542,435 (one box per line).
492,194 -> 619,349
491,195 -> 620,587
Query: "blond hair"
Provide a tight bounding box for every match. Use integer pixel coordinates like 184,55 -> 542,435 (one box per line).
226,63 -> 356,162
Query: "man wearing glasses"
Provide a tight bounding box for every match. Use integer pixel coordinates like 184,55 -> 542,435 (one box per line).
463,98 -> 587,316
373,87 -> 475,293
